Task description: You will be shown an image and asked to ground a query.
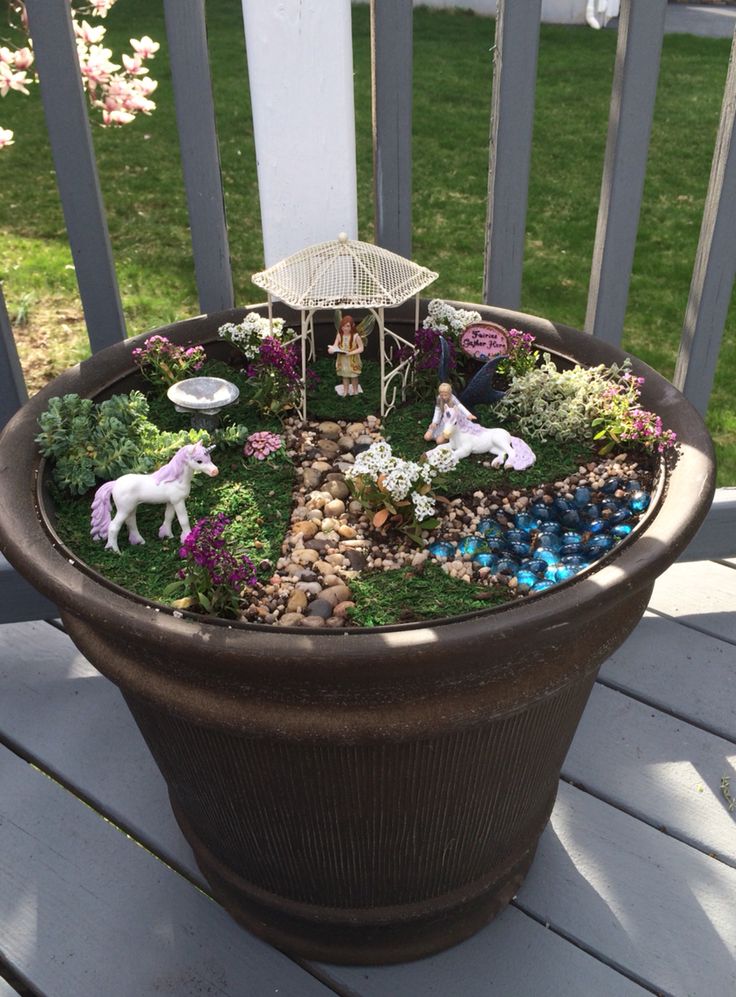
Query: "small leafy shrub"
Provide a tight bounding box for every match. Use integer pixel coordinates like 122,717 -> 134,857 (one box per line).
243,431 -> 283,461
218,313 -> 295,360
344,439 -> 458,545
36,391 -> 155,494
131,335 -> 206,389
497,355 -> 677,454
166,514 -> 257,618
246,336 -> 305,415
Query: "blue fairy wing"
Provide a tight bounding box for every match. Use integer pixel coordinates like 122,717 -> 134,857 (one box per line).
458,356 -> 508,409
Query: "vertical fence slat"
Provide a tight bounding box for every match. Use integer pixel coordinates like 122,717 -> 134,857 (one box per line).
24,0 -> 126,352
674,30 -> 736,416
163,0 -> 234,314
483,0 -> 542,310
371,0 -> 413,257
0,284 -> 27,430
584,0 -> 667,345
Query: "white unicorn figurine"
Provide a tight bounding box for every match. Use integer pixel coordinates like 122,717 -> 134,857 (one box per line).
426,406 -> 536,470
90,441 -> 219,553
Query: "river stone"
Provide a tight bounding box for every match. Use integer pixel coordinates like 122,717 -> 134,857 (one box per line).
332,601 -> 355,618
301,615 -> 326,628
314,560 -> 334,575
296,581 -> 323,596
337,524 -> 357,540
317,438 -> 341,459
324,498 -> 346,518
317,421 -> 341,440
292,520 -> 319,539
320,584 -> 351,608
356,434 -> 374,446
324,479 -> 349,501
347,422 -> 366,436
292,548 -> 320,565
321,573 -> 342,587
344,549 -> 367,571
307,598 -> 333,619
302,467 -> 324,491
286,590 -> 308,613
279,613 -> 303,627
337,435 -> 355,452
304,538 -> 329,554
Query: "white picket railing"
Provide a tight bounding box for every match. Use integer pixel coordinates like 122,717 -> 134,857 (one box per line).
0,0 -> 734,623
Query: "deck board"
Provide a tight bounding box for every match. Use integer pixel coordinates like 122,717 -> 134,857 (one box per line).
599,611 -> 736,740
649,560 -> 736,642
0,746 -> 335,997
563,684 -> 736,866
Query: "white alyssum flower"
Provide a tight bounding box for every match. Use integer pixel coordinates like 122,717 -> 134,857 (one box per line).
422,299 -> 481,338
425,444 -> 459,474
411,491 -> 436,521
218,313 -> 294,359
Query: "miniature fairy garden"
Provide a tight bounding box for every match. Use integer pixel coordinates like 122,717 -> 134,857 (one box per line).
35,290 -> 677,630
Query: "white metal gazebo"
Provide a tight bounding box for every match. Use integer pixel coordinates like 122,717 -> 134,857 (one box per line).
251,234 -> 438,418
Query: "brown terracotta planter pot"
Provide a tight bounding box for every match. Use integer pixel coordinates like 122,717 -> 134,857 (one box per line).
0,301 -> 715,964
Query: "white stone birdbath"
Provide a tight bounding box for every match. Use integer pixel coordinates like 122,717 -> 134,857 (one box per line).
167,377 -> 240,430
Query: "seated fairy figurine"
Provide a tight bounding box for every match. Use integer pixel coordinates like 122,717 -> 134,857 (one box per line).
423,382 -> 476,441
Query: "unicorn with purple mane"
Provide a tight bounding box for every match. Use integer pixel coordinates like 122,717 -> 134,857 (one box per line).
90,441 -> 218,553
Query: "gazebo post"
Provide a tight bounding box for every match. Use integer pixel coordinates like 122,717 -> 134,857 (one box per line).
415,292 -> 420,330
300,308 -> 308,421
379,305 -> 386,417
267,293 -> 273,334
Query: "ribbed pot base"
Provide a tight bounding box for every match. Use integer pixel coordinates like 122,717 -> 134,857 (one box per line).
170,792 -> 545,964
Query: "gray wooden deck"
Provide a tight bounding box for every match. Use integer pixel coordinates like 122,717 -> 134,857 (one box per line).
1,558 -> 734,997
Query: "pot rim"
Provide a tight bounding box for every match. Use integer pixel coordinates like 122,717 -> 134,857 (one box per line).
0,301 -> 716,669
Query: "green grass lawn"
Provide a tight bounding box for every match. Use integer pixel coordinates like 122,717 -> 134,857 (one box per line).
0,1 -> 733,482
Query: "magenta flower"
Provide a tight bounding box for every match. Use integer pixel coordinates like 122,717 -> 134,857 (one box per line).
243,431 -> 282,460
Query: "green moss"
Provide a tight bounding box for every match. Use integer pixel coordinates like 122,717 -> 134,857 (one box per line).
348,563 -> 511,628
307,356 -> 382,422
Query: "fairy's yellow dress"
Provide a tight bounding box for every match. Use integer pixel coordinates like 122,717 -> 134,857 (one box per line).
335,331 -> 362,379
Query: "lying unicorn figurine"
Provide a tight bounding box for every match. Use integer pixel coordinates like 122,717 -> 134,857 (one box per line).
427,406 -> 536,470
91,441 -> 218,553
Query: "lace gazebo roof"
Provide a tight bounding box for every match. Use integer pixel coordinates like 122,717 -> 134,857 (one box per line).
251,234 -> 438,308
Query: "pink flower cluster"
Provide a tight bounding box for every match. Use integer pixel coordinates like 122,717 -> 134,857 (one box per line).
131,335 -> 206,389
2,1 -> 159,147
243,431 -> 283,461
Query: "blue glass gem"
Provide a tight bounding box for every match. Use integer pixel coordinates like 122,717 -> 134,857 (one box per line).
428,541 -> 455,559
612,523 -> 633,539
545,563 -> 563,580
610,508 -> 631,525
532,579 -> 556,592
562,531 -> 583,546
514,512 -> 537,533
553,564 -> 579,582
536,533 -> 562,552
473,553 -> 499,570
530,502 -> 551,522
574,486 -> 592,508
626,479 -> 642,492
505,529 -> 527,544
553,497 -> 571,516
534,549 -> 559,566
526,558 -> 549,577
561,555 -> 587,568
485,537 -> 508,554
561,509 -> 582,529
516,568 -> 539,588
457,536 -> 481,556
602,477 -> 620,494
600,497 -> 620,514
585,535 -> 615,555
587,518 -> 609,534
496,557 -> 520,575
582,503 -> 600,521
559,543 -> 583,558
508,541 -> 532,559
477,518 -> 503,537
628,489 -> 651,513
538,521 -> 563,536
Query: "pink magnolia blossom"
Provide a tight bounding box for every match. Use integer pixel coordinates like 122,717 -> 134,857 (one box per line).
74,20 -> 106,46
0,128 -> 14,149
0,63 -> 31,97
90,0 -> 117,17
12,46 -> 33,70
0,47 -> 15,66
122,53 -> 143,75
130,36 -> 160,59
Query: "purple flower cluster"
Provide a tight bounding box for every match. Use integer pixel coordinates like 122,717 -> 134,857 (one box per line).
243,431 -> 282,460
413,327 -> 457,373
178,514 -> 256,588
131,335 -> 206,388
252,336 -> 301,383
620,409 -> 678,454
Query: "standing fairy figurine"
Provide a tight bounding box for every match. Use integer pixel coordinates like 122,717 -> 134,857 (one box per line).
329,314 -> 364,397
424,382 -> 476,441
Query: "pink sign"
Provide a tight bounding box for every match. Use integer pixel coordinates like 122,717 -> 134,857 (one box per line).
460,323 -> 509,361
